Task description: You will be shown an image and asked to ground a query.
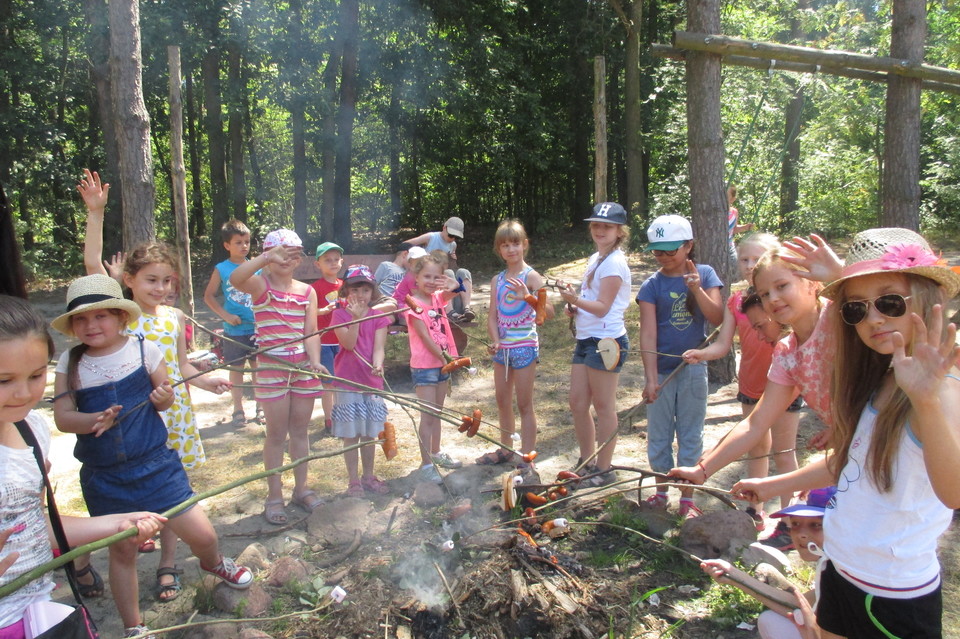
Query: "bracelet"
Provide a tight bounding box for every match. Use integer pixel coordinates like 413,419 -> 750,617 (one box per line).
697,460 -> 709,480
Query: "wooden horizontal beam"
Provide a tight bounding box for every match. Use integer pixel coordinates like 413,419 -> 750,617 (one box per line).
673,31 -> 960,87
650,44 -> 960,96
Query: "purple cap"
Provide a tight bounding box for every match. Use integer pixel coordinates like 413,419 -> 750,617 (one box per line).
771,486 -> 837,519
343,264 -> 376,286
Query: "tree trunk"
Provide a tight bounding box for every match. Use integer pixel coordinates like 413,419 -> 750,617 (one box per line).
168,46 -> 194,316
184,64 -> 205,238
227,39 -> 246,223
202,47 -> 229,260
594,56 -> 608,204
624,0 -> 643,218
287,0 -> 309,239
243,80 -> 266,225
109,0 -> 155,248
686,0 -> 734,383
387,93 -> 401,230
881,0 -> 925,230
779,77 -> 803,235
333,0 -> 359,250
320,52 -> 338,239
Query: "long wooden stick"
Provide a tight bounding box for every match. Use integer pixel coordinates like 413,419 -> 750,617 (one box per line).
0,440 -> 377,599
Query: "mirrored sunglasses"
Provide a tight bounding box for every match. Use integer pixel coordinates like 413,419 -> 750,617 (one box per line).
840,293 -> 911,325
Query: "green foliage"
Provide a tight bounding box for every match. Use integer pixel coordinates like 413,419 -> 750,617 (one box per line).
696,577 -> 766,627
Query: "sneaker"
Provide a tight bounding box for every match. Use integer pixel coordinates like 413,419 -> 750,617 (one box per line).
360,475 -> 390,495
419,463 -> 443,483
125,625 -> 156,639
432,451 -> 463,469
200,556 -> 253,589
580,466 -> 617,488
644,492 -> 668,509
745,506 -> 768,532
760,522 -> 795,551
679,500 -> 703,519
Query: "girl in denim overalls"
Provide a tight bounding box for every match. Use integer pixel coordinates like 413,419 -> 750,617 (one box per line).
52,275 -> 251,638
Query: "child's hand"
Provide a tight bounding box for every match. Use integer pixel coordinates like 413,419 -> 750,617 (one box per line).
700,559 -> 734,585
808,427 -> 832,450
77,169 -> 109,212
443,274 -> 460,292
731,478 -> 772,504
667,465 -> 706,485
310,361 -> 330,376
346,295 -> 366,319
789,585 -> 821,638
641,379 -> 659,404
226,313 -> 242,326
0,526 -> 22,577
119,513 -> 167,544
91,405 -> 122,437
892,307 -> 959,403
506,277 -> 530,299
781,234 -> 843,283
103,251 -> 125,281
682,260 -> 701,290
263,244 -> 301,266
203,377 -> 232,395
371,365 -> 383,377
682,348 -> 705,364
558,281 -> 577,304
150,381 -> 175,406
488,340 -> 500,356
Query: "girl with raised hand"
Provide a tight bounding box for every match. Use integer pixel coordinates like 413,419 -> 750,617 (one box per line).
231,229 -> 325,525
477,220 -> 554,468
636,214 -> 724,517
558,203 -> 633,488
50,277 -> 251,637
733,228 -> 960,639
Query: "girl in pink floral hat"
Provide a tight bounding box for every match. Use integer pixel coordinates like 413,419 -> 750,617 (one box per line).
735,228 -> 960,638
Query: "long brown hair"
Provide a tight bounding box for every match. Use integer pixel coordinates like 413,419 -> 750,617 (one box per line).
828,274 -> 946,491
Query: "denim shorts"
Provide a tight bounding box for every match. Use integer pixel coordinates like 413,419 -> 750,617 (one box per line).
222,332 -> 256,365
492,345 -> 539,369
737,391 -> 805,412
321,344 -> 340,374
571,335 -> 628,373
411,367 -> 451,387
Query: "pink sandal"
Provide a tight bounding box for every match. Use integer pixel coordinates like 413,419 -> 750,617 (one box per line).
360,475 -> 390,495
345,480 -> 364,497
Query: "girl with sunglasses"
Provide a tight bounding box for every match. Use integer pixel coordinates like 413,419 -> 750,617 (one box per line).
734,228 -> 960,638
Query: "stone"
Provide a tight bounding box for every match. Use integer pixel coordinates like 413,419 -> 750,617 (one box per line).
679,509 -> 757,559
740,541 -> 791,574
307,498 -> 373,545
412,481 -> 445,508
180,620 -> 240,639
236,542 -> 271,571
266,556 -> 309,587
239,629 -> 275,639
212,582 -> 272,617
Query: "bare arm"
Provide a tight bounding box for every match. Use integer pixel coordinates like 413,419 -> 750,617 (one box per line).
683,305 -> 736,364
486,277 -> 499,350
372,325 -> 387,375
173,308 -> 230,394
561,275 -> 622,318
526,269 -> 555,320
404,232 -> 432,247
638,300 -> 660,404
304,287 -> 323,371
78,169 -> 109,277
203,269 -> 240,326
733,456 -> 834,504
53,372 -> 121,436
61,512 -> 166,548
147,358 -> 175,412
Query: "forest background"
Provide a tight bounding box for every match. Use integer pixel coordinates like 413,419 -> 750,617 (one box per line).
3,0 -> 960,277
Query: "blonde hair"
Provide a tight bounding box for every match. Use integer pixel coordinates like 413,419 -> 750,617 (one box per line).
737,232 -> 780,258
585,223 -> 630,287
493,220 -> 528,258
410,250 -> 448,275
829,274 -> 947,491
752,247 -> 823,299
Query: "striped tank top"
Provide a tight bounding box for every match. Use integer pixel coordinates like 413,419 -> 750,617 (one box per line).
495,267 -> 538,349
253,283 -> 312,356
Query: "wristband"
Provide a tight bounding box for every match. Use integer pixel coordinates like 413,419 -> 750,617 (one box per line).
452,277 -> 466,294
697,460 -> 709,480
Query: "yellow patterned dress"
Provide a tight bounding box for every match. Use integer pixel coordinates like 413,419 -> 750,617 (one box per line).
127,306 -> 206,469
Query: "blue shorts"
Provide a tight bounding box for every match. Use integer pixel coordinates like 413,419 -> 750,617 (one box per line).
321,344 -> 339,374
737,391 -> 804,412
411,367 -> 450,387
221,332 -> 256,366
572,335 -> 628,373
492,345 -> 539,369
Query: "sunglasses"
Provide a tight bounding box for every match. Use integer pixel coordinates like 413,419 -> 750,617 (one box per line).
840,293 -> 911,325
652,247 -> 680,257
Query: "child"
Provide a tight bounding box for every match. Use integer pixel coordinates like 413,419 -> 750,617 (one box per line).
231,229 -> 325,525
203,219 -> 261,425
669,242 -> 834,541
727,185 -> 754,272
50,276 -> 251,637
391,246 -> 428,308
330,265 -> 393,497
701,487 -> 835,639
476,220 -> 554,467
407,250 -> 463,482
734,227 -> 960,638
557,203 -> 633,487
681,233 -> 800,526
405,217 -> 475,322
375,242 -> 414,298
311,242 -> 344,436
79,172 -> 232,600
636,214 -> 724,517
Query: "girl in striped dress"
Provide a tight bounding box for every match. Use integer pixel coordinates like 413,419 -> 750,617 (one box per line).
477,220 -> 554,467
231,229 -> 325,525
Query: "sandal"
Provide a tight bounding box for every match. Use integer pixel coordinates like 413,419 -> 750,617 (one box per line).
231,409 -> 245,425
263,499 -> 288,525
360,475 -> 390,495
345,481 -> 364,498
155,566 -> 182,602
138,538 -> 156,553
291,490 -> 324,512
254,405 -> 265,425
75,563 -> 104,598
475,449 -> 515,465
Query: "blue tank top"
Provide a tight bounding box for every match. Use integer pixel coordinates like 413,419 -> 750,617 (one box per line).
215,259 -> 256,335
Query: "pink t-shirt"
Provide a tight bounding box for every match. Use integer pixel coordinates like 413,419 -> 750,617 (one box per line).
729,292 -> 776,400
767,303 -> 834,424
407,291 -> 458,368
310,277 -> 343,345
328,307 -> 392,390
391,272 -> 415,305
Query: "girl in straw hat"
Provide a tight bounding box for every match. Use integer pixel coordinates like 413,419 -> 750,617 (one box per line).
734,228 -> 960,638
51,275 -> 252,637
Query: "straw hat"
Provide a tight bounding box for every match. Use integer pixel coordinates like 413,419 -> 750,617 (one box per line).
51,274 -> 142,336
821,228 -> 960,300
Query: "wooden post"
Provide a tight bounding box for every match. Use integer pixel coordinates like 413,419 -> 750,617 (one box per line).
168,46 -> 194,318
593,55 -> 607,204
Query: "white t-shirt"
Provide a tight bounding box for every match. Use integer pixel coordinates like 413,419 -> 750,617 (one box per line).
0,412 -> 55,628
55,337 -> 164,388
575,249 -> 632,340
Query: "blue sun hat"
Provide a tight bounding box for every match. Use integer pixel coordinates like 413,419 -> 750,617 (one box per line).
771,486 -> 837,518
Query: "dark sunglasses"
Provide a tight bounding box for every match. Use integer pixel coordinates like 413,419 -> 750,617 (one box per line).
652,247 -> 680,257
840,294 -> 911,325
